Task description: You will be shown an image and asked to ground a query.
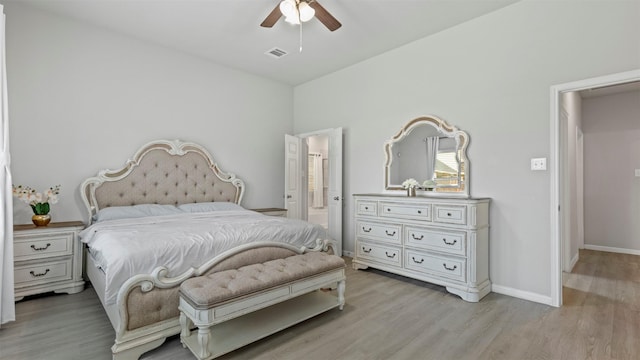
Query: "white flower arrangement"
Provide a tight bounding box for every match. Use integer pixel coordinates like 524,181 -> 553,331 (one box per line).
12,184 -> 61,215
401,178 -> 420,189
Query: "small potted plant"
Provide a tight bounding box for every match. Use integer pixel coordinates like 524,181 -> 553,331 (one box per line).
402,178 -> 420,197
422,179 -> 437,191
12,184 -> 61,226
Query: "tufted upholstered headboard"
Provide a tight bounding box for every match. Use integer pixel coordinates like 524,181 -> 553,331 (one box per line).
80,139 -> 245,223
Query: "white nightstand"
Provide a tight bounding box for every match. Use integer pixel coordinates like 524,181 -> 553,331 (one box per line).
250,208 -> 288,217
13,221 -> 85,301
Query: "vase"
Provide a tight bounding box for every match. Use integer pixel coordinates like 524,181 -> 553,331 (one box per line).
32,214 -> 51,226
407,187 -> 416,197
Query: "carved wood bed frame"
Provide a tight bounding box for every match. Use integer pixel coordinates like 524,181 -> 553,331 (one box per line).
80,140 -> 332,360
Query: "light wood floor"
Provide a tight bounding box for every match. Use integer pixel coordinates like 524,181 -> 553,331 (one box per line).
1,250 -> 639,360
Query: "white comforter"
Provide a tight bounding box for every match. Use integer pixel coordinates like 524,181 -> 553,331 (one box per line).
80,210 -> 327,305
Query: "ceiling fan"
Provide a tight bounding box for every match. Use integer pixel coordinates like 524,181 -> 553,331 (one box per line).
260,0 -> 342,32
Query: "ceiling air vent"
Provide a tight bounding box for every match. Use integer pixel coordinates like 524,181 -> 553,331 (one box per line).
265,47 -> 288,59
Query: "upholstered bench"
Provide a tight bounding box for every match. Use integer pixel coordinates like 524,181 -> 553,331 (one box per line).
178,251 -> 346,360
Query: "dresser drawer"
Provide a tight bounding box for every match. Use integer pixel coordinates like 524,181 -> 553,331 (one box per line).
433,205 -> 467,225
356,221 -> 401,245
355,200 -> 377,216
14,258 -> 73,288
405,249 -> 466,282
357,242 -> 402,267
380,202 -> 431,221
405,227 -> 466,256
14,232 -> 73,261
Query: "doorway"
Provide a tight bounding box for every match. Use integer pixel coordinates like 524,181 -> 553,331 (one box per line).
284,128 -> 343,255
550,69 -> 640,307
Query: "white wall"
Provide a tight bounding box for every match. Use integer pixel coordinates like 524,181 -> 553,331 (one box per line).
293,0 -> 640,301
583,90 -> 640,252
4,3 -> 293,224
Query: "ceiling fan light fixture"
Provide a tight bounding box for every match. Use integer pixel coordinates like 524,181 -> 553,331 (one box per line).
298,1 -> 315,22
260,0 -> 341,32
279,0 -> 297,19
284,14 -> 301,25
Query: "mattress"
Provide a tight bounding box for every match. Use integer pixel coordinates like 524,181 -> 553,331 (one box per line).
80,210 -> 326,305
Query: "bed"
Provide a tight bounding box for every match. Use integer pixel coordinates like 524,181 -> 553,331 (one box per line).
79,139 -> 334,360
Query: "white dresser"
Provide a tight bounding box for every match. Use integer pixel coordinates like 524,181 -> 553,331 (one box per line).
13,221 -> 85,301
352,194 -> 490,302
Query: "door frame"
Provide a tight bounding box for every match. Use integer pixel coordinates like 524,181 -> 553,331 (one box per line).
549,69 -> 640,307
291,128 -> 343,255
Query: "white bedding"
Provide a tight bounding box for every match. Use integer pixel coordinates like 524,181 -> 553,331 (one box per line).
80,210 -> 327,305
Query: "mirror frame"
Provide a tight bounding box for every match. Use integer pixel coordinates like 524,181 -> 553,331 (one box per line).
384,115 -> 470,197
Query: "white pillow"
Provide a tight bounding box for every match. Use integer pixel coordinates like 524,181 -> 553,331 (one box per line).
93,204 -> 182,222
177,202 -> 245,213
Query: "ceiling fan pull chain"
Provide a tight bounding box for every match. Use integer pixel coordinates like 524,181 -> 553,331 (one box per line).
299,20 -> 303,52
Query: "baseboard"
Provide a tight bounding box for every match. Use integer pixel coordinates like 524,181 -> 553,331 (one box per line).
491,284 -> 553,306
584,244 -> 640,256
568,252 -> 579,272
342,250 -> 354,258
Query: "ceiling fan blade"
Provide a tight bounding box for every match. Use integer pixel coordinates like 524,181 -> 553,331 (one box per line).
309,1 -> 342,31
260,3 -> 282,28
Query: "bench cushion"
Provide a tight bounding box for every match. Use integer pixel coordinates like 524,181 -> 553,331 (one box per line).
180,252 -> 345,309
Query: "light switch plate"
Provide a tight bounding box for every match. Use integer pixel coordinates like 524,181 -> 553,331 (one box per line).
635,169 -> 640,177
531,158 -> 547,171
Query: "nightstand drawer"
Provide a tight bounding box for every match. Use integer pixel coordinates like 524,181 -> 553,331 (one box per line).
14,259 -> 73,288
14,232 -> 73,261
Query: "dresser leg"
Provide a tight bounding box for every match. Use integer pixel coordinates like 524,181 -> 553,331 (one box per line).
352,261 -> 369,270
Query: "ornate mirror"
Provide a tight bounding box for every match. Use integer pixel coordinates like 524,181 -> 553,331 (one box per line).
384,115 -> 470,197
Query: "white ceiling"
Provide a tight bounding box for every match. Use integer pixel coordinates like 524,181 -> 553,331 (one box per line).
11,0 -> 519,85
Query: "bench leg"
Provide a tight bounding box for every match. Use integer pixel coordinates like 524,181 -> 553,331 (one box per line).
337,279 -> 346,310
179,312 -> 193,346
197,326 -> 211,359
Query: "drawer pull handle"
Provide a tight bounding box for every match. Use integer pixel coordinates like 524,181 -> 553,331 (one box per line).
385,230 -> 396,236
364,206 -> 369,210
412,257 -> 424,264
447,212 -> 452,217
29,269 -> 50,277
417,210 -> 422,214
412,234 -> 424,240
362,227 -> 372,233
385,252 -> 396,259
443,239 -> 457,246
442,263 -> 458,271
386,208 -> 391,212
362,247 -> 372,253
31,243 -> 51,251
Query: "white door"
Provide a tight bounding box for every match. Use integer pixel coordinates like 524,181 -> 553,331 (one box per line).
327,128 -> 343,255
560,108 -> 571,273
285,128 -> 343,256
284,134 -> 302,219
576,128 -> 584,250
